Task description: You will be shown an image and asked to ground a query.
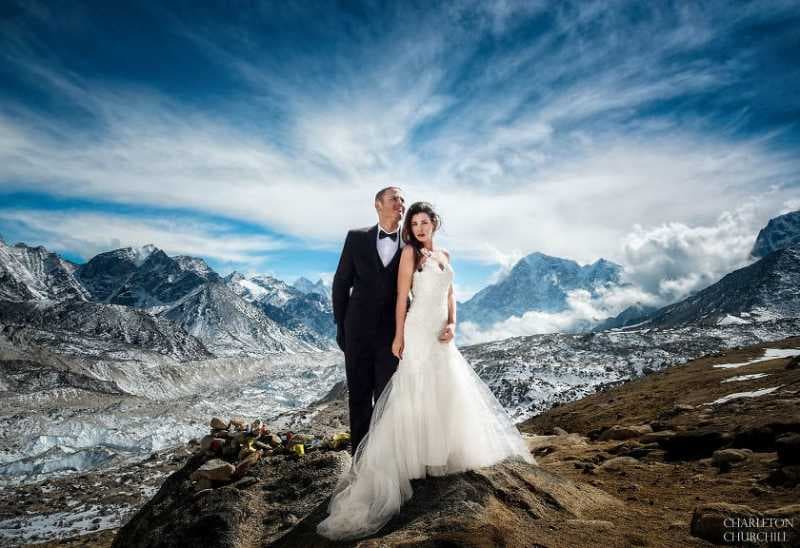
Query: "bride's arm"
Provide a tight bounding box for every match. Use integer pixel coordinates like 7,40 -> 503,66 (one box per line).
440,250 -> 456,343
392,246 -> 415,359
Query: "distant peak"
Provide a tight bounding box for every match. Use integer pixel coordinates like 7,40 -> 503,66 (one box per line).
226,270 -> 245,282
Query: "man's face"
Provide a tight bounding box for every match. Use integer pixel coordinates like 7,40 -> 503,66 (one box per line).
376,188 -> 406,223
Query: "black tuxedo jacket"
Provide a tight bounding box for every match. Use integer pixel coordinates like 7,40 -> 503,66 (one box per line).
332,225 -> 403,348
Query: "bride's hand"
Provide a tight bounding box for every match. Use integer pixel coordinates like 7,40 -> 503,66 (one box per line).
391,336 -> 404,359
439,323 -> 455,343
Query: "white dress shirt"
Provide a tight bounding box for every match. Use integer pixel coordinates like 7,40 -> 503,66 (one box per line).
376,225 -> 401,267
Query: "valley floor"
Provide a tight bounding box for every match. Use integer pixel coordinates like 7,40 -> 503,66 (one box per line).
5,337 -> 800,547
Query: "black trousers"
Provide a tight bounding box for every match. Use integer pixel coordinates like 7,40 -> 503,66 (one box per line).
344,325 -> 399,455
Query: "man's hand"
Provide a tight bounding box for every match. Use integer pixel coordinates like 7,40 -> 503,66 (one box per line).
336,324 -> 346,352
391,336 -> 404,360
439,323 -> 455,343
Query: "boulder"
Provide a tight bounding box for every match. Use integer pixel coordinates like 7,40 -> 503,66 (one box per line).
768,464 -> 800,487
190,459 -> 235,483
733,422 -> 800,452
599,456 -> 641,472
711,449 -> 752,468
209,417 -> 228,430
776,433 -> 800,465
200,436 -> 226,453
234,450 -> 262,478
639,430 -> 676,444
599,424 -> 653,441
523,433 -> 588,456
658,430 -> 731,460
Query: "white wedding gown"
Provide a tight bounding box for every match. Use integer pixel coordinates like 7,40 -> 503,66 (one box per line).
317,249 -> 535,541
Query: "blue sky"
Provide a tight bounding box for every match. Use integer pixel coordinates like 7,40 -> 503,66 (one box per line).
0,0 -> 799,306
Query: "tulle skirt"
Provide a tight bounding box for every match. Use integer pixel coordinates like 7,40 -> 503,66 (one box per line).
316,327 -> 535,541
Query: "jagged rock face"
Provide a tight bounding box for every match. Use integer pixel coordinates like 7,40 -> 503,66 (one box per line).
107,249 -> 216,308
77,245 -> 220,307
75,247 -> 147,302
0,359 -> 123,395
594,303 -> 659,331
292,277 -> 331,302
112,451 -> 621,548
228,272 -> 335,344
644,246 -> 800,327
159,282 -> 319,356
0,299 -> 212,361
0,241 -> 90,302
173,255 -> 220,281
225,272 -> 303,307
262,292 -> 335,342
458,252 -> 623,327
752,210 -> 800,258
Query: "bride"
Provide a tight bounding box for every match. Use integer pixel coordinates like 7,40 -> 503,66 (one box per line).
317,201 -> 535,540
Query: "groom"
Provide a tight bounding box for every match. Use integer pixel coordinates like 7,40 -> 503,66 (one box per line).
332,186 -> 406,454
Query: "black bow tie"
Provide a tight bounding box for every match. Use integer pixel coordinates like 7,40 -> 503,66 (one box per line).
379,229 -> 398,241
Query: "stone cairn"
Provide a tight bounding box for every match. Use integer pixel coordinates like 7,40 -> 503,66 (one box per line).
187,416 -> 351,491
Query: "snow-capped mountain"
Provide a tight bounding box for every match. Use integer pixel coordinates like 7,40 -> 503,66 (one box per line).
74,245 -> 156,301
292,277 -> 331,301
172,255 -> 220,281
225,271 -> 335,343
261,292 -> 336,341
458,252 -> 623,327
639,245 -> 800,328
224,272 -> 302,307
78,246 -> 217,308
0,241 -> 326,359
751,209 -> 800,257
0,240 -> 90,303
157,282 -> 321,356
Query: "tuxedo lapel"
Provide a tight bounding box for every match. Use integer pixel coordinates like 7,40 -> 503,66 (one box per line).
367,224 -> 382,271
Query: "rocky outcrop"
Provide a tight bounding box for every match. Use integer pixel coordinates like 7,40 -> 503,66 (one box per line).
113,450 -> 622,548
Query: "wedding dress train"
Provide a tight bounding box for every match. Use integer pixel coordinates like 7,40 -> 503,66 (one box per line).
317,249 -> 535,540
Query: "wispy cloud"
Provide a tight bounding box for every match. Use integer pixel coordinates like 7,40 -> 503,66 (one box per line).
0,0 -> 798,294
0,209 -> 285,271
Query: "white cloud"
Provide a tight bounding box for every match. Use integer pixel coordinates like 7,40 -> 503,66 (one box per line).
457,197 -> 789,344
620,202 -> 770,302
0,209 -> 285,270
459,283 -> 660,345
0,0 -> 797,272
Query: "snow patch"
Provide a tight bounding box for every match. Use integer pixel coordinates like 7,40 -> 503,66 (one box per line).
712,348 -> 800,369
717,314 -> 749,326
721,373 -> 770,383
704,386 -> 783,406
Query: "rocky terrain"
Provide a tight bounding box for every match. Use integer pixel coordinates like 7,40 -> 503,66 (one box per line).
752,210 -> 800,258
644,246 -> 800,328
461,317 -> 800,421
72,337 -> 796,548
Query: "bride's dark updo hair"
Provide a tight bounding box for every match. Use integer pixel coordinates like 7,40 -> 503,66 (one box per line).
402,201 -> 442,271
